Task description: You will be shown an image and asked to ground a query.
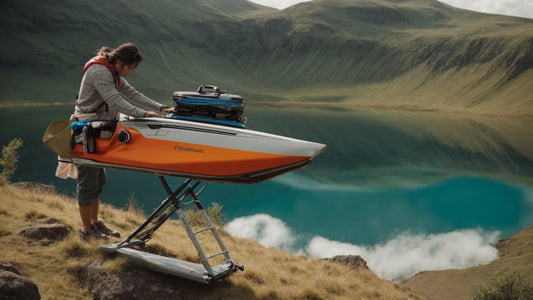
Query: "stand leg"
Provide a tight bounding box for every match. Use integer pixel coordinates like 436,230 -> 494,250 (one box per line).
100,177 -> 243,283
117,178 -> 191,247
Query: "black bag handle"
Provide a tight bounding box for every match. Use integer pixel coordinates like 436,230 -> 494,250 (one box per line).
197,85 -> 221,97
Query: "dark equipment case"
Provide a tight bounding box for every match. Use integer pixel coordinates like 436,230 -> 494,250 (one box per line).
172,85 -> 246,126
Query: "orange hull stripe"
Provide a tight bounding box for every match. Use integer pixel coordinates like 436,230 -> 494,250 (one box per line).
73,125 -> 308,176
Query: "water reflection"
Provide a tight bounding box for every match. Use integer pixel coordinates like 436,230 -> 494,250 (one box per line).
245,105 -> 533,187
2,104 -> 531,189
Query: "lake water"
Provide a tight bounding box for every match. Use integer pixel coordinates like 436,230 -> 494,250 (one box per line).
1,104 -> 532,281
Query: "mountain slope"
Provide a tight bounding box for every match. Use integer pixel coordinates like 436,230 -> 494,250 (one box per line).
401,225 -> 533,300
0,182 -> 417,299
242,0 -> 533,115
1,0 -> 532,116
199,0 -> 275,16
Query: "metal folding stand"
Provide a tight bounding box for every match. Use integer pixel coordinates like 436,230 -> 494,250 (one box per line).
100,176 -> 243,284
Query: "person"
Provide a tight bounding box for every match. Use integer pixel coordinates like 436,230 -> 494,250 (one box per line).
73,42 -> 174,240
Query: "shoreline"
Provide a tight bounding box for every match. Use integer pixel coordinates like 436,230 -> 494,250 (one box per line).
250,100 -> 533,121
0,102 -> 73,109
1,100 -> 532,121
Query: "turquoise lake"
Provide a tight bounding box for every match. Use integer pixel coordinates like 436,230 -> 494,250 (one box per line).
1,104 -> 532,280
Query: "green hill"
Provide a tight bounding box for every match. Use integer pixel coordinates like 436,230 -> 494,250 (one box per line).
1,0 -> 532,116
401,224 -> 533,299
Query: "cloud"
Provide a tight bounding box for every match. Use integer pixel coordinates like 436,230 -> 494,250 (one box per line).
248,0 -> 533,19
438,0 -> 533,19
224,214 -> 296,248
306,230 -> 500,282
225,214 -> 501,281
248,0 -> 311,9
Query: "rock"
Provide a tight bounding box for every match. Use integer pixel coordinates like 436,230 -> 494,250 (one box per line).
0,261 -> 40,300
325,255 -> 369,270
18,218 -> 71,245
0,262 -> 21,275
12,182 -> 56,194
78,260 -> 193,300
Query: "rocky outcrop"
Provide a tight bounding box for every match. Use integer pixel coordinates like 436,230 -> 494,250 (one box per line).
325,255 -> 369,270
0,218 -> 70,299
18,218 -> 71,246
0,261 -> 40,300
77,260 -> 195,300
12,182 -> 57,194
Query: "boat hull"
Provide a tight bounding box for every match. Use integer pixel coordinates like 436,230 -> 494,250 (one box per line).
71,118 -> 326,184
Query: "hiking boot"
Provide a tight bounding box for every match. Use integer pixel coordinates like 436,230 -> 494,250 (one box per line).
93,221 -> 120,238
79,228 -> 108,241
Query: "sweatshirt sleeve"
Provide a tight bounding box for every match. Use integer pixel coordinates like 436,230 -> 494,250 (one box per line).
119,78 -> 167,111
91,68 -> 147,117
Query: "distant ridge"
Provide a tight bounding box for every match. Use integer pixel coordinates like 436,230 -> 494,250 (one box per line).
1,0 -> 532,116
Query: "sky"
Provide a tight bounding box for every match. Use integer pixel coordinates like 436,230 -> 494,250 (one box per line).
248,0 -> 533,19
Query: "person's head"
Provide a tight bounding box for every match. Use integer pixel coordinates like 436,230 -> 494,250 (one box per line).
97,42 -> 142,76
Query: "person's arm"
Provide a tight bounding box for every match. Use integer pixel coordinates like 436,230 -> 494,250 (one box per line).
119,78 -> 168,112
90,67 -> 147,117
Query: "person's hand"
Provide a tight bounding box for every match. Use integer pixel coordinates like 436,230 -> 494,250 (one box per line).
144,111 -> 163,117
161,107 -> 175,113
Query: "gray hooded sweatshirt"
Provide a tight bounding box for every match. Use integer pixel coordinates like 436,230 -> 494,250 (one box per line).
74,63 -> 165,119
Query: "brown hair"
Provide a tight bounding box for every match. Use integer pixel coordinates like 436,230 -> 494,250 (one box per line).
97,42 -> 143,66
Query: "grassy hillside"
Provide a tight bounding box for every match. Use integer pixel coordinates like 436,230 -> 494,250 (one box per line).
0,183 -> 418,299
1,0 -> 532,116
401,225 -> 533,300
1,182 -> 532,299
0,0 -> 269,101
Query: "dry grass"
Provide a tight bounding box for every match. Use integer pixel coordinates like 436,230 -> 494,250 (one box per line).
0,183 -> 420,299
401,226 -> 533,300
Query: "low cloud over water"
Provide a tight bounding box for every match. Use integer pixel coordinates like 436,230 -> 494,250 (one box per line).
225,214 -> 500,281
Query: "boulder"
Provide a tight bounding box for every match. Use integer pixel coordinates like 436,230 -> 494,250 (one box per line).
0,262 -> 21,276
78,260 -> 192,300
18,218 -> 71,245
0,261 -> 40,300
325,255 -> 369,270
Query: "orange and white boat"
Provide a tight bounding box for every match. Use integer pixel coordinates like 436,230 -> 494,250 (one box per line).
45,87 -> 327,283
64,113 -> 326,284
70,116 -> 326,183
